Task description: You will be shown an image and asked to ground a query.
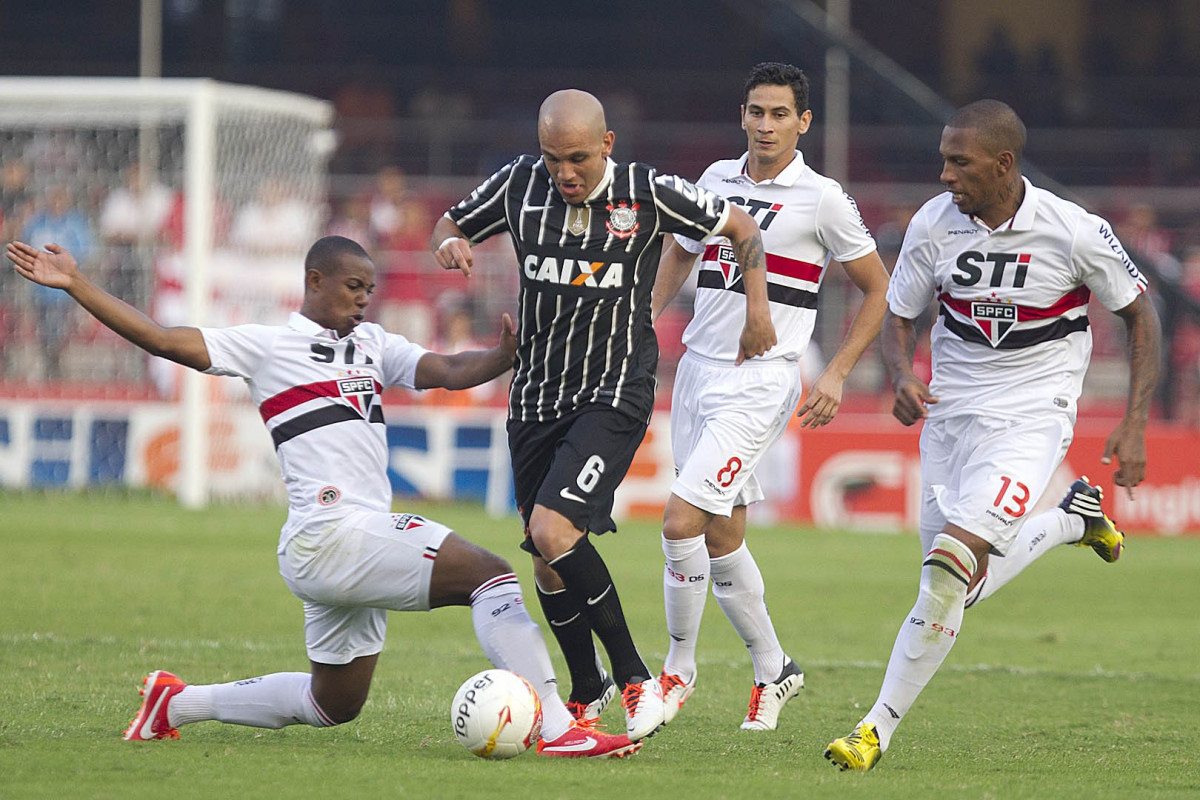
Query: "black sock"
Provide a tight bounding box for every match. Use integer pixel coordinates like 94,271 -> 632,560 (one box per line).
535,585 -> 604,702
548,536 -> 649,687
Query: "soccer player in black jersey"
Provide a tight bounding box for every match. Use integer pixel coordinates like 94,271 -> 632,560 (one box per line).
432,89 -> 776,741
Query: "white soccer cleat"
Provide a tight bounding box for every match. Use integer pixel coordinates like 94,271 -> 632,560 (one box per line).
621,676 -> 666,741
740,658 -> 804,731
565,669 -> 616,725
659,669 -> 696,725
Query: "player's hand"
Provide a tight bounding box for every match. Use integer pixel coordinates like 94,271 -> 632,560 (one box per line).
433,236 -> 474,278
7,241 -> 78,289
1101,418 -> 1147,499
497,312 -> 517,360
796,370 -> 843,428
736,312 -> 777,365
892,375 -> 938,426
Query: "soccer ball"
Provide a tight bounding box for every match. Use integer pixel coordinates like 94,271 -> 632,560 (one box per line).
450,669 -> 543,759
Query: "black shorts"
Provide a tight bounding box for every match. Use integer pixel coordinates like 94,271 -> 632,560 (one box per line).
508,405 -> 648,553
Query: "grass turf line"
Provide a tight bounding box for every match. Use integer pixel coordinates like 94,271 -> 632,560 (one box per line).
1,492 -> 1197,799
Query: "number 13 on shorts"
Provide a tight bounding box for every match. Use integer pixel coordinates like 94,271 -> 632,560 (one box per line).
993,474 -> 1030,517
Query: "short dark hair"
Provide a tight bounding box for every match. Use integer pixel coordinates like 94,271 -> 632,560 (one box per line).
742,62 -> 810,113
304,235 -> 370,275
947,99 -> 1027,162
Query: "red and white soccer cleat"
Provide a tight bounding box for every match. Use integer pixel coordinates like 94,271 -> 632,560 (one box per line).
122,670 -> 186,741
536,720 -> 643,759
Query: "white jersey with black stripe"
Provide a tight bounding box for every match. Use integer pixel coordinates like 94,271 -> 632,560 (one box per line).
673,151 -> 877,363
200,312 -> 426,552
888,177 -> 1147,421
448,155 -> 731,424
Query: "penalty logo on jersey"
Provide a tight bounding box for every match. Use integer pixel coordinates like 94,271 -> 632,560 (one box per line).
970,301 -> 1018,346
337,376 -> 376,417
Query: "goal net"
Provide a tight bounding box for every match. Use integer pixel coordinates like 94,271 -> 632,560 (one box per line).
0,78 -> 333,506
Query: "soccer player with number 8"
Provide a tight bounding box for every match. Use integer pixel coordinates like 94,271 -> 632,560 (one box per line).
650,62 -> 891,733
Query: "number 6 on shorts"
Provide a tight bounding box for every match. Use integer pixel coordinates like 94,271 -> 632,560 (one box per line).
560,455 -> 606,503
577,455 -> 606,493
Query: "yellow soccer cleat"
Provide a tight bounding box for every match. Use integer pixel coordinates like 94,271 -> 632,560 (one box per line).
1059,477 -> 1125,563
825,723 -> 882,771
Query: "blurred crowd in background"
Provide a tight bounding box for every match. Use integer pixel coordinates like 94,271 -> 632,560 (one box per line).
2,0 -> 1199,424
4,150 -> 1199,425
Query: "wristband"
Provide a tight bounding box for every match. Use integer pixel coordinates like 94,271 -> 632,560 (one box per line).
439,236 -> 464,251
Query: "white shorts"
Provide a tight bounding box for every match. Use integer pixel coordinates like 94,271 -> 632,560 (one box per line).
919,413 -> 1073,556
670,351 -> 803,516
277,509 -> 452,665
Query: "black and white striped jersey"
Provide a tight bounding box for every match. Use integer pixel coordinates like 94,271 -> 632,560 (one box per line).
448,155 -> 731,423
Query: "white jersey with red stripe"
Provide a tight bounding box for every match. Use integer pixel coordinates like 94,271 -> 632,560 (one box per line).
200,312 -> 426,552
673,150 -> 877,363
888,177 -> 1147,421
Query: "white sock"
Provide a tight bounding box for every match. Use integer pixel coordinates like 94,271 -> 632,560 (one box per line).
863,534 -> 974,751
469,573 -> 573,739
710,543 -> 785,684
662,534 -> 709,681
169,672 -> 334,729
972,509 -> 1082,605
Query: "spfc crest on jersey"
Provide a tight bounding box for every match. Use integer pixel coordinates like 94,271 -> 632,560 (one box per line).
714,244 -> 741,288
392,513 -> 426,531
337,376 -> 376,416
970,301 -> 1018,346
605,201 -> 640,239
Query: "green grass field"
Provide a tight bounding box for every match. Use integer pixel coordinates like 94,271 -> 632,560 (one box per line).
2,492 -> 1198,799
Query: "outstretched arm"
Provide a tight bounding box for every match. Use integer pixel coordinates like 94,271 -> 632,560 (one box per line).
7,241 -> 210,371
881,308 -> 938,426
1103,292 -> 1161,497
414,312 -> 517,390
714,205 -> 776,364
652,237 -> 698,323
796,250 -> 890,427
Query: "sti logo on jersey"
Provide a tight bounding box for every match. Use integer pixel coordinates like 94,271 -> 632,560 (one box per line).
970,301 -> 1018,346
725,197 -> 783,230
523,254 -> 625,288
337,377 -> 376,416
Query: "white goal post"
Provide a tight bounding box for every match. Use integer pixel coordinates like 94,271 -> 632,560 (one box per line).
0,78 -> 334,507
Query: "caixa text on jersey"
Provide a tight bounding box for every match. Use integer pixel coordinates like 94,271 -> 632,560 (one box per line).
523,255 -> 625,289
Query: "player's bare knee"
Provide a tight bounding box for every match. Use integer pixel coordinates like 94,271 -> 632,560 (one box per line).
661,514 -> 705,543
662,493 -> 713,542
528,506 -> 585,560
532,558 -> 564,592
310,686 -> 368,725
430,533 -> 515,606
324,701 -> 363,725
475,548 -> 512,581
